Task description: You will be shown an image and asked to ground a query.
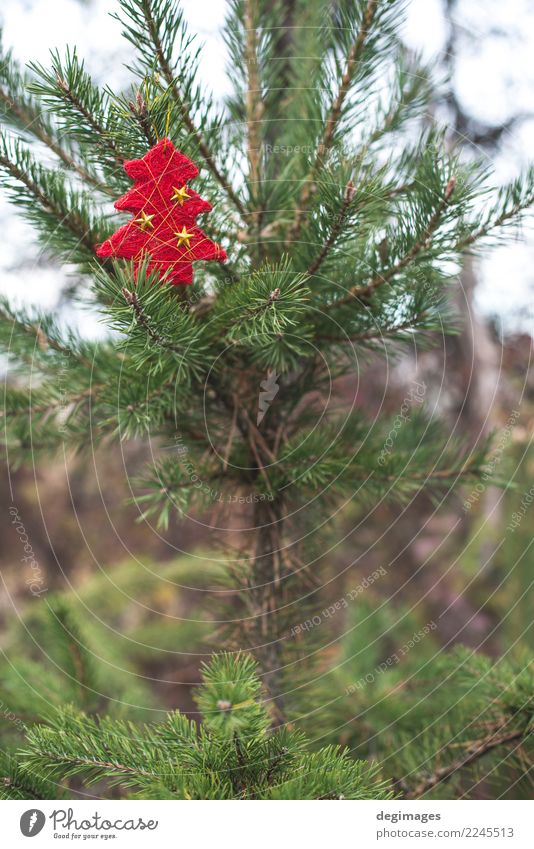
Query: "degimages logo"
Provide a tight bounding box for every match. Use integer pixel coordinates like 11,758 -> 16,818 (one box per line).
20,809 -> 46,837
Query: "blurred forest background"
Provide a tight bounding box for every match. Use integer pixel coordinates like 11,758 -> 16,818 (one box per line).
0,0 -> 533,795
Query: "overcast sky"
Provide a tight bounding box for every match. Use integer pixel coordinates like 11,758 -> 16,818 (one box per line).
1,0 -> 533,335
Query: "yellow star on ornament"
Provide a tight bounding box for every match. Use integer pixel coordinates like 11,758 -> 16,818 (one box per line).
175,226 -> 194,249
171,185 -> 191,205
134,211 -> 155,231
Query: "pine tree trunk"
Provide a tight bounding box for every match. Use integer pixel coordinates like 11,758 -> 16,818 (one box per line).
248,440 -> 287,715
251,497 -> 284,655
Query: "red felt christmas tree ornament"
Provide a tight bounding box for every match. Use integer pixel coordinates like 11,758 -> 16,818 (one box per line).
96,138 -> 227,285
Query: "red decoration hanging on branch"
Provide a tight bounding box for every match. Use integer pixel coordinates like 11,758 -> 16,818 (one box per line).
96,138 -> 227,286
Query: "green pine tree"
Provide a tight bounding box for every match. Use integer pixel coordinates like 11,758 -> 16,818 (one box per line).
0,0 -> 533,799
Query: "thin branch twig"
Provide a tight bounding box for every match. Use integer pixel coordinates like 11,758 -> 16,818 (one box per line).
0,86 -> 112,195
56,76 -> 123,164
121,287 -> 185,356
327,177 -> 456,309
458,190 -> 534,251
244,0 -> 263,198
287,0 -> 378,244
307,180 -> 356,276
141,0 -> 245,217
405,724 -> 529,799
0,153 -> 98,255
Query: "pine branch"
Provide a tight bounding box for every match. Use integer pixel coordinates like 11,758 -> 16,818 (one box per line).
0,300 -> 94,370
10,655 -> 392,799
54,74 -> 123,164
307,180 -> 356,276
287,0 -> 378,243
227,285 -> 281,331
0,36 -> 112,194
320,0 -> 378,155
213,258 -> 311,369
121,287 -> 181,354
0,87 -> 109,195
0,147 -> 97,256
36,750 -> 155,780
316,305 -> 455,345
244,0 -> 263,204
1,386 -> 96,420
405,722 -> 531,799
27,49 -> 129,183
316,317 -> 427,344
0,756 -> 65,801
329,176 -> 456,308
0,134 -> 105,265
128,90 -> 158,147
459,177 -> 534,249
135,0 -> 245,216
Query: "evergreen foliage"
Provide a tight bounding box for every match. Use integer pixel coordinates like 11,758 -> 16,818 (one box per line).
299,600 -> 534,799
2,652 -> 391,800
0,0 -> 533,800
